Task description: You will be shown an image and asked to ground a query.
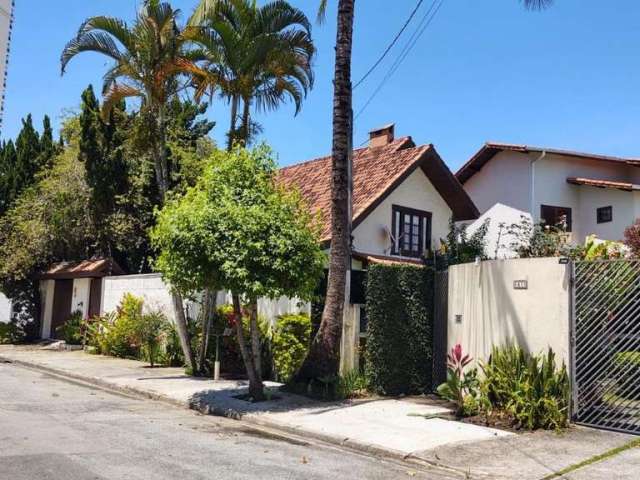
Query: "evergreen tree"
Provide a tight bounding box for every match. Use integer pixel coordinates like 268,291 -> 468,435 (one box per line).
12,115 -> 41,199
78,85 -> 129,256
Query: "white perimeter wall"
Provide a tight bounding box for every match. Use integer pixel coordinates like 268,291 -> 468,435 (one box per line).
448,257 -> 570,370
102,274 -> 184,320
0,291 -> 11,322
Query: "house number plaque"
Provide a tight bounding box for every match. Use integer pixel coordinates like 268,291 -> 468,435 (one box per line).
513,280 -> 528,290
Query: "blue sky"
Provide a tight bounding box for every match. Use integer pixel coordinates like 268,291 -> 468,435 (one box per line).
3,0 -> 640,171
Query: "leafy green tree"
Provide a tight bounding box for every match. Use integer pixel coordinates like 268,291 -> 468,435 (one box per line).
0,141 -> 17,215
190,0 -> 315,148
151,145 -> 324,399
61,2 -> 211,372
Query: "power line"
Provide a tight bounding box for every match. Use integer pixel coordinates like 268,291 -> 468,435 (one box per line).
355,0 -> 446,121
353,0 -> 425,90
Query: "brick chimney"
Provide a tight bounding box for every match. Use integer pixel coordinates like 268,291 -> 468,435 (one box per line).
369,123 -> 395,148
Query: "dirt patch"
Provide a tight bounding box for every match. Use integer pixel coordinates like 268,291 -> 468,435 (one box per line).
460,410 -> 522,433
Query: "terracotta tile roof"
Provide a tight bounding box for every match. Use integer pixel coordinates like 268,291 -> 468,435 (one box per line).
567,177 -> 640,191
457,142 -> 640,185
279,137 -> 478,242
39,258 -> 125,280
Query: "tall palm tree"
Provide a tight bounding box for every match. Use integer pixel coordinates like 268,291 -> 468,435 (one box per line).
190,0 -> 315,149
61,1 -> 205,373
296,0 -> 554,383
188,0 -> 315,398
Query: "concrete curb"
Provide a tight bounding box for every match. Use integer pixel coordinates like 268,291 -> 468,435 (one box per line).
0,354 -> 465,478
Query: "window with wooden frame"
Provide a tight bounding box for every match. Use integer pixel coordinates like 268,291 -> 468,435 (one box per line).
540,204 -> 572,232
391,205 -> 432,257
597,206 -> 613,224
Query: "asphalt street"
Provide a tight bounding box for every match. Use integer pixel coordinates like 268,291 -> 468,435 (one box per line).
0,362 -> 451,480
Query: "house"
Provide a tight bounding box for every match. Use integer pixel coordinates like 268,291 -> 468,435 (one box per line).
280,124 -> 479,263
457,142 -> 640,243
280,124 -> 478,370
39,258 -> 124,339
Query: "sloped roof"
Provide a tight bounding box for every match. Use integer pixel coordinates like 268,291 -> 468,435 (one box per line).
39,258 -> 125,280
279,137 -> 478,242
567,177 -> 640,191
457,142 -> 640,185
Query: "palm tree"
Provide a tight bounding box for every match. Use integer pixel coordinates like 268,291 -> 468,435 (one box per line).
188,0 -> 315,398
190,0 -> 315,149
61,1 -> 205,373
296,0 -> 554,383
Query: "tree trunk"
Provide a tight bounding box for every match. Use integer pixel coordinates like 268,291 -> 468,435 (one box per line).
248,299 -> 262,383
197,288 -> 216,374
171,290 -> 197,373
295,0 -> 354,383
240,97 -> 251,146
232,294 -> 264,400
154,103 -> 196,374
227,95 -> 239,151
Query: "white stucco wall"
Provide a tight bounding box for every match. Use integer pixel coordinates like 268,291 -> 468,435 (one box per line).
101,274 -> 184,320
448,257 -> 570,371
71,278 -> 91,319
39,280 -> 55,339
353,167 -> 453,255
0,292 -> 11,322
463,150 -> 640,243
463,151 -> 532,214
465,203 -> 533,259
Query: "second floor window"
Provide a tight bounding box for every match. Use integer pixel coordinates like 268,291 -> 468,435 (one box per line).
541,204 -> 572,232
391,205 -> 432,257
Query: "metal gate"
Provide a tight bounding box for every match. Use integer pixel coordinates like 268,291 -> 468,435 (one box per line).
432,270 -> 448,391
572,259 -> 640,434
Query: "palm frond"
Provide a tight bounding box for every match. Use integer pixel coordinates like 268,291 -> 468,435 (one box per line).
101,83 -> 143,121
61,31 -> 124,74
521,0 -> 553,10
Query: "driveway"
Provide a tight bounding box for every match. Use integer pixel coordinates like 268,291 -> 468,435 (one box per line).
0,362 -> 452,480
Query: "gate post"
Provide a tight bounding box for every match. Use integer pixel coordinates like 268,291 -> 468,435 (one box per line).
569,260 -> 578,420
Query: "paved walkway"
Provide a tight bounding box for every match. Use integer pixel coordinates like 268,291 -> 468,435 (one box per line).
1,345 -> 638,479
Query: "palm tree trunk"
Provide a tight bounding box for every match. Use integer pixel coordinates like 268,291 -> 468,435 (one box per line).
240,97 -> 251,146
295,0 -> 354,382
232,293 -> 264,400
155,103 -> 197,374
227,95 -> 239,151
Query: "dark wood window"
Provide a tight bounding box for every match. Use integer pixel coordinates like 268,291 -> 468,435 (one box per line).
540,204 -> 572,232
597,206 -> 613,224
391,205 -> 432,257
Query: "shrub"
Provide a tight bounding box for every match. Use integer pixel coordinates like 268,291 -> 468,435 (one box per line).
0,321 -> 24,344
135,310 -> 169,367
337,370 -> 369,399
624,220 -> 640,257
161,322 -> 185,367
442,217 -> 489,265
365,263 -> 433,395
613,351 -> 640,400
480,345 -> 570,430
437,344 -> 480,416
96,293 -> 143,359
55,310 -> 84,345
270,313 -> 311,382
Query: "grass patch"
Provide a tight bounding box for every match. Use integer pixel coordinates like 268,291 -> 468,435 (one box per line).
541,437 -> 640,479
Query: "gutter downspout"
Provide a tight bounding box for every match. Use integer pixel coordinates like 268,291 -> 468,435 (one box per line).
530,150 -> 547,220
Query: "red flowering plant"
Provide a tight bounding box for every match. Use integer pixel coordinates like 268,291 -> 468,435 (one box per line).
437,344 -> 480,417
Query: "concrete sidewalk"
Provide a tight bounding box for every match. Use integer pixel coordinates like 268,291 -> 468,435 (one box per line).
1,345 -> 638,479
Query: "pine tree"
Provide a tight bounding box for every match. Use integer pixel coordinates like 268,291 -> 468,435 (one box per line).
12,114 -> 42,201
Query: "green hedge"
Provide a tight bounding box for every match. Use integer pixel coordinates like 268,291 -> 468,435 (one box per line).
365,263 -> 434,395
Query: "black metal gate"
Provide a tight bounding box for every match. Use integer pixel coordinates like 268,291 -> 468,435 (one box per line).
432,270 -> 448,391
572,260 -> 640,434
